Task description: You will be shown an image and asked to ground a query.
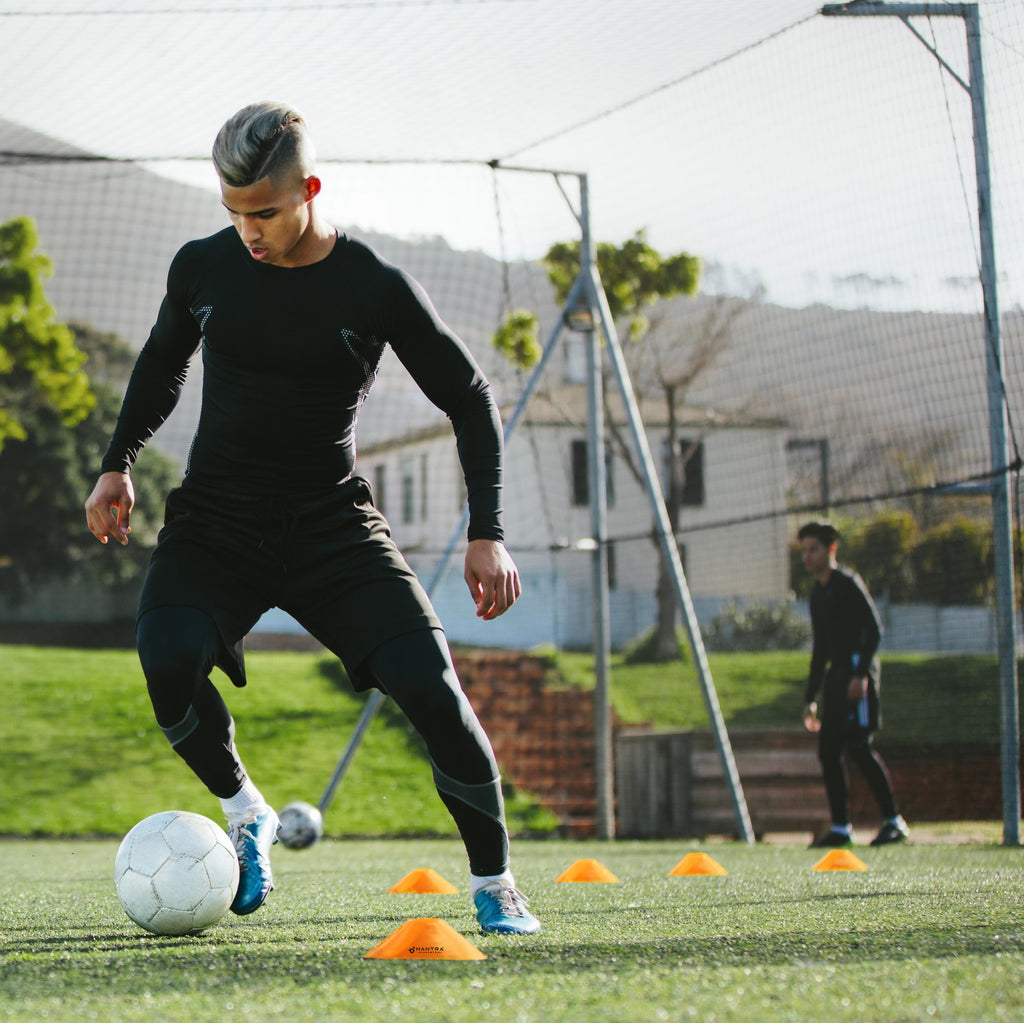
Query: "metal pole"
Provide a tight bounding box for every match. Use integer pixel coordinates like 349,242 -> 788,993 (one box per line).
578,174 -> 616,840
964,6 -> 1021,845
584,243 -> 756,845
821,0 -> 1019,844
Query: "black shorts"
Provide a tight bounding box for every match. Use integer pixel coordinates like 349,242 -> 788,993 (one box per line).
138,476 -> 442,689
820,665 -> 881,737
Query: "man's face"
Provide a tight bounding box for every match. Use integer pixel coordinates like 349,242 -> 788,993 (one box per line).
220,174 -> 315,267
800,536 -> 834,579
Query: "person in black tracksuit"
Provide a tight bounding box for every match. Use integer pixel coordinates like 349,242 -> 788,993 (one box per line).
798,520 -> 910,848
84,102 -> 539,934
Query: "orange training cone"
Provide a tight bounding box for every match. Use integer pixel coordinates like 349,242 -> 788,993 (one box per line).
813,849 -> 867,871
669,852 -> 728,876
555,858 -> 620,883
364,918 -> 486,960
388,868 -> 459,894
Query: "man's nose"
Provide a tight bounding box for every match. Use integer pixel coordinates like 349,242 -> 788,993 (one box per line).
239,217 -> 262,243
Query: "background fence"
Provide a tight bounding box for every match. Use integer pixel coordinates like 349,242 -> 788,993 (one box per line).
1,0 -> 1022,835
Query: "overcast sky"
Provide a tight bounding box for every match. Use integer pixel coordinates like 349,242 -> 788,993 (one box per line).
2,0 -> 1022,312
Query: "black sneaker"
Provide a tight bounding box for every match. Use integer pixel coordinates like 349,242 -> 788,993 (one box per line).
810,829 -> 854,849
870,818 -> 910,846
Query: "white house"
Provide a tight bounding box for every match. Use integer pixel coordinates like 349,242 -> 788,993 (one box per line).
349,383 -> 792,651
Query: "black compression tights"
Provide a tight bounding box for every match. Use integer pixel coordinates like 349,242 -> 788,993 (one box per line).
818,726 -> 899,825
137,607 -> 245,799
136,607 -> 509,876
363,629 -> 509,877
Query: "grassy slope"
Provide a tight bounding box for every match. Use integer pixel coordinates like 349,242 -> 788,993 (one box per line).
2,645 -> 554,838
555,648 -> 1013,745
2,644 -> 1015,836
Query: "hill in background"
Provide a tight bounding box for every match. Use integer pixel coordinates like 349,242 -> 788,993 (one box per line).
3,115 -> 1020,490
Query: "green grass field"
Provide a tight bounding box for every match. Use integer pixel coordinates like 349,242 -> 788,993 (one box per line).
2,836 -> 1023,1022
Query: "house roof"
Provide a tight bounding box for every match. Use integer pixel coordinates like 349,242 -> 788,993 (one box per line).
357,382 -> 787,456
517,383 -> 788,431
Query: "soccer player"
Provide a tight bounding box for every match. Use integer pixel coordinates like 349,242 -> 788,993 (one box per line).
84,102 -> 540,935
798,520 -> 910,848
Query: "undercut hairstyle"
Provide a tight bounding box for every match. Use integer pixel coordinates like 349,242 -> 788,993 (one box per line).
212,102 -> 315,187
798,520 -> 840,547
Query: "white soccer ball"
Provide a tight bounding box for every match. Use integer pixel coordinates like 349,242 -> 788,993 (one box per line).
113,810 -> 239,935
277,801 -> 324,850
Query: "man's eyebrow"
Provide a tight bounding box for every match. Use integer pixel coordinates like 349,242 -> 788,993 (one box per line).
221,201 -> 278,216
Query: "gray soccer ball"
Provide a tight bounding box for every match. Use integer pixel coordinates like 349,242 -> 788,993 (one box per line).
277,801 -> 324,850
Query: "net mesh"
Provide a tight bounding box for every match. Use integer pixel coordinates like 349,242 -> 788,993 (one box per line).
2,0 -> 1022,837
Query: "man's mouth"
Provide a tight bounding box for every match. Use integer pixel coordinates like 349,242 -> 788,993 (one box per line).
248,247 -> 269,260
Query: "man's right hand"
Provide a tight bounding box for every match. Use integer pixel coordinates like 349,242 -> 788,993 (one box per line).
802,701 -> 821,733
85,471 -> 135,546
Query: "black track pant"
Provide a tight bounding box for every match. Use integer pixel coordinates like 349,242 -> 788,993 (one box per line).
137,606 -> 509,876
817,721 -> 899,825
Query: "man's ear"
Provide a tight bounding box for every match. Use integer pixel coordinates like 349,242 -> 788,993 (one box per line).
304,175 -> 322,202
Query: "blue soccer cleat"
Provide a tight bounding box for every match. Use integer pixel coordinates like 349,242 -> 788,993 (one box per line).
474,882 -> 541,935
227,806 -> 279,915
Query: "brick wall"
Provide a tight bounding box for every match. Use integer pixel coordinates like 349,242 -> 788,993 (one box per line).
453,650 -> 600,837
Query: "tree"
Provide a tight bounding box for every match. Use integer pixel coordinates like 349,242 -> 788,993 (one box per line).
843,509 -> 917,604
618,293 -> 763,660
544,229 -> 702,339
0,320 -> 180,603
911,519 -> 992,606
494,229 -> 760,661
0,217 -> 93,451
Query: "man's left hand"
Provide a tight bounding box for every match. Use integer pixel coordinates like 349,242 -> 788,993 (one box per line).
464,539 -> 522,620
847,675 -> 869,702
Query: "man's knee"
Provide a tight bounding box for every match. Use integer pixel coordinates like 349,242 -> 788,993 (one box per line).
845,732 -> 877,766
137,607 -> 220,720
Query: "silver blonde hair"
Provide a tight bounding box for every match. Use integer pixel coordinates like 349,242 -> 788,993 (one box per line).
212,102 -> 315,187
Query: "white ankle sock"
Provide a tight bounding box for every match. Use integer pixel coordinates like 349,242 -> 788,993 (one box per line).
470,869 -> 516,897
220,777 -> 266,821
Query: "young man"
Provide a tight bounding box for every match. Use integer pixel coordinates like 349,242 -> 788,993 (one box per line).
84,102 -> 539,935
798,520 -> 910,848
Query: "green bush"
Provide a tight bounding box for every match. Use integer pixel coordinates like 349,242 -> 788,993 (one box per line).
844,509 -> 917,603
702,599 -> 811,653
911,518 -> 993,605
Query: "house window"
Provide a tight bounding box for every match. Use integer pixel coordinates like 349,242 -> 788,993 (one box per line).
400,455 -> 416,524
571,439 -> 588,506
570,439 -> 615,507
665,439 -> 705,507
419,453 -> 429,521
606,539 -> 617,590
373,463 -> 387,516
679,439 -> 705,507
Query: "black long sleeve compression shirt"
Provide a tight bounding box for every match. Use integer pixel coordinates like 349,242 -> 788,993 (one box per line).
101,228 -> 504,541
804,567 -> 882,705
